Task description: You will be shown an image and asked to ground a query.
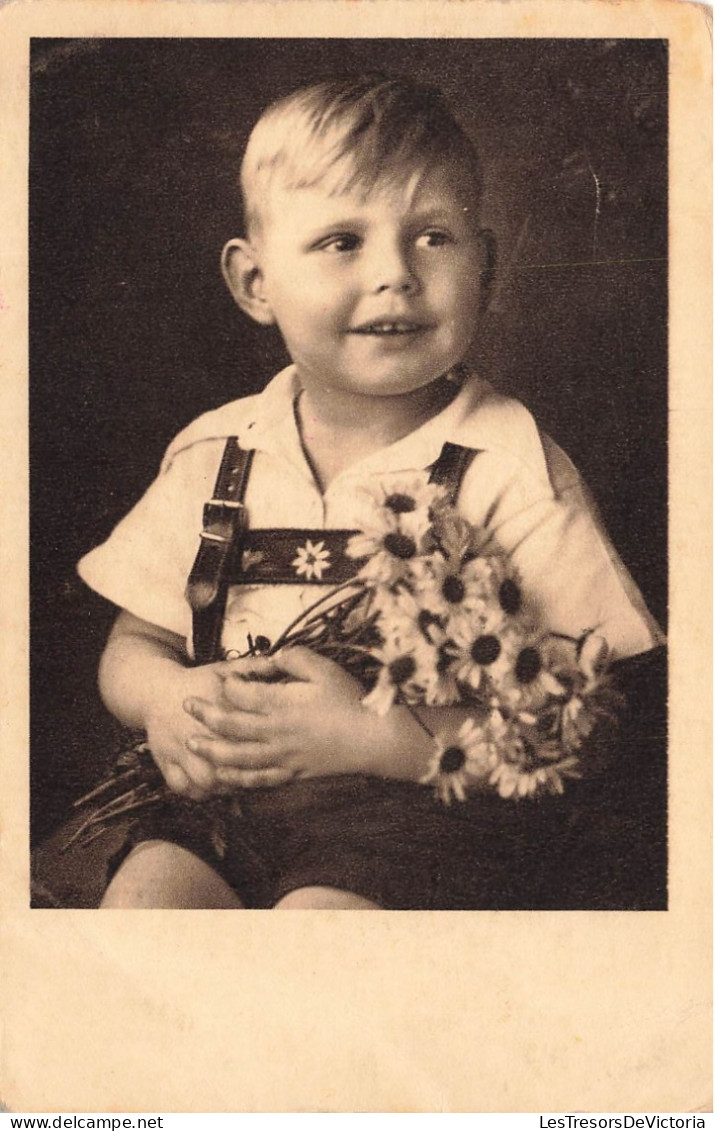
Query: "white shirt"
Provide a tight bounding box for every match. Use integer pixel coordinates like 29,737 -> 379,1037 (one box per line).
78,366 -> 664,660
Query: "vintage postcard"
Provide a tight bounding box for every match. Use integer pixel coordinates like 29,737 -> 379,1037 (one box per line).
0,0 -> 711,1114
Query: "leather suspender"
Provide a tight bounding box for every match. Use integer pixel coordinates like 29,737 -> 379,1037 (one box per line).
186,437 -> 477,665
427,441 -> 476,498
186,438 -> 255,665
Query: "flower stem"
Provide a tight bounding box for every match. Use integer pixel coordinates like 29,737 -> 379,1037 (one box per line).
73,766 -> 146,808
63,788 -> 166,851
399,696 -> 436,742
270,580 -> 364,652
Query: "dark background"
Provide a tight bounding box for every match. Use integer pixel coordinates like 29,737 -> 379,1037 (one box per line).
30,38 -> 668,846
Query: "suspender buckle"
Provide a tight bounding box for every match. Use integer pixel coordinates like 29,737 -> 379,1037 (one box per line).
201,499 -> 247,538
199,530 -> 232,544
187,438 -> 255,665
187,500 -> 248,613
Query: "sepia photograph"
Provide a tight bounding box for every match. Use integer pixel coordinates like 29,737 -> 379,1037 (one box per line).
1,0 -> 710,1114
29,36 -> 668,912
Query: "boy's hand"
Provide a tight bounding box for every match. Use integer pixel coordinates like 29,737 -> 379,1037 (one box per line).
97,609 -> 301,800
145,661 -> 296,800
182,648 -> 382,786
142,661 -> 232,801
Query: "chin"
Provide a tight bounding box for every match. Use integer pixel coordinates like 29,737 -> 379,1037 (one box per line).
385,370 -> 453,397
352,380 -> 436,400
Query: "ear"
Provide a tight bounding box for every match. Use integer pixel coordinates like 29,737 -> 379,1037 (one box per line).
221,238 -> 276,326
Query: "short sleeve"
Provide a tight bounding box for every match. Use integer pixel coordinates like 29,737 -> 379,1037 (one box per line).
459,437 -> 665,660
77,440 -> 222,640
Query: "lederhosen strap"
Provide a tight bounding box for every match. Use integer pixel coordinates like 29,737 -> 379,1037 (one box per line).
428,441 -> 477,498
185,438 -> 255,665
186,437 -> 478,665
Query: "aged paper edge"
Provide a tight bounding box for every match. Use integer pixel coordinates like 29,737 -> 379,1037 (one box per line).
0,0 -> 711,1115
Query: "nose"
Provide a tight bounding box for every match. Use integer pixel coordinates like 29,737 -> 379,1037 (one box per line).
368,239 -> 420,295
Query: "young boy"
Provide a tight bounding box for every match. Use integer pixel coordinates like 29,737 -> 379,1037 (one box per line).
78,75 -> 664,910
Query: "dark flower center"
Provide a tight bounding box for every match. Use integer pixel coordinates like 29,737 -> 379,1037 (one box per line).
499,578 -> 522,615
383,531 -> 417,560
384,492 -> 417,514
361,623 -> 384,650
442,574 -> 466,604
440,745 -> 466,773
388,655 -> 417,685
520,739 -> 541,770
470,634 -> 501,666
537,710 -> 557,735
515,647 -> 542,683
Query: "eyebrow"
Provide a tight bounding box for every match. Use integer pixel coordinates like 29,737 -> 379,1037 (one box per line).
407,207 -> 470,225
304,216 -> 369,235
303,204 -> 469,239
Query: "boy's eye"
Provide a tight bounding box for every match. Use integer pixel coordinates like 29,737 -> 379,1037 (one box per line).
316,233 -> 361,254
416,230 -> 453,249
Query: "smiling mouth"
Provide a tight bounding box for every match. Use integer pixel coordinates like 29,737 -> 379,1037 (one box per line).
350,320 -> 428,336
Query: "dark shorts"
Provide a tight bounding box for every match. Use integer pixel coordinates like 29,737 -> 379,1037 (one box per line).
32,649 -> 667,910
109,773 -> 581,910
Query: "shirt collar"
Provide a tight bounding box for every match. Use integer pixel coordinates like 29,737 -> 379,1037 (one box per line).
242,365 -> 550,485
234,366 -> 307,474
166,363 -> 550,485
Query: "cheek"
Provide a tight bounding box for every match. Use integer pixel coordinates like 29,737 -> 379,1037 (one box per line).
288,272 -> 351,318
453,275 -> 483,327
278,298 -> 345,353
441,276 -> 480,329
429,255 -> 479,303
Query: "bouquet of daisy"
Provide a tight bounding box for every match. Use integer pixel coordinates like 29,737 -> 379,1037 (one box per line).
267,476 -> 623,803
67,474 -> 622,852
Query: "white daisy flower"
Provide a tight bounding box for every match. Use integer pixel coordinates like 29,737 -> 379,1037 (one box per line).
488,753 -> 581,800
369,587 -> 459,706
496,632 -> 570,712
361,635 -> 435,716
483,712 -> 581,799
355,476 -> 446,533
347,478 -> 444,586
349,525 -> 423,587
420,717 -> 490,804
374,585 -> 447,649
447,617 -> 522,695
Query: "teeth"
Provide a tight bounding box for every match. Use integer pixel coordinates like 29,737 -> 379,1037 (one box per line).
358,322 -> 419,334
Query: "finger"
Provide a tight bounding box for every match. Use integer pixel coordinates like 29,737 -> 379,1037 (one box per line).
183,696 -> 266,738
220,676 -> 278,714
165,762 -> 190,793
270,645 -> 338,682
164,761 -> 211,801
182,748 -> 218,790
214,766 -> 296,789
229,654 -> 281,677
187,734 -> 278,769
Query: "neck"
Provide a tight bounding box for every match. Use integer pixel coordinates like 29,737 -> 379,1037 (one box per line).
299,376 -> 456,448
294,375 -> 458,489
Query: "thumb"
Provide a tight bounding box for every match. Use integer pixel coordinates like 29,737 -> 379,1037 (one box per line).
225,654 -> 283,680
270,645 -> 335,683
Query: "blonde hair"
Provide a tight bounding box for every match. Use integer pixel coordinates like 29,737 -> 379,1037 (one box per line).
240,75 -> 483,236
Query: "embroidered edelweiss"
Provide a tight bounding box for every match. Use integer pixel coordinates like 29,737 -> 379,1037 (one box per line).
291,539 -> 331,580
241,549 -> 265,573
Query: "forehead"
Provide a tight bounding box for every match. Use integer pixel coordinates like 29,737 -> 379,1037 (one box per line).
258,160 -> 479,235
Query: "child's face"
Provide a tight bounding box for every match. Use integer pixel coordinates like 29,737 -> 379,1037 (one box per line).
243,162 -> 484,402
